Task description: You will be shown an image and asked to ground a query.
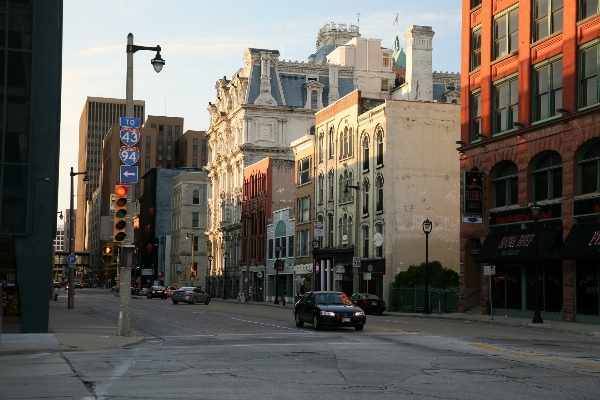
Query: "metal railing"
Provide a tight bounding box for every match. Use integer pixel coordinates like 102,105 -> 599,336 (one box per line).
388,285 -> 460,313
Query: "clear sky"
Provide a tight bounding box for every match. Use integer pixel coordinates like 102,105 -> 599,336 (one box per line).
58,0 -> 462,221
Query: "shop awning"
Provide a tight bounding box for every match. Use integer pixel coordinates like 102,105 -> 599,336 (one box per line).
474,226 -> 562,263
557,222 -> 600,260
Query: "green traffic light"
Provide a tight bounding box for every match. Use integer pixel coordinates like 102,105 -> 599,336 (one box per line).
116,209 -> 127,218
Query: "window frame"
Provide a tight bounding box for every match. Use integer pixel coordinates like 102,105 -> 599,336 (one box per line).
493,162 -> 519,207
580,0 -> 600,20
493,74 -> 519,135
579,40 -> 600,109
578,141 -> 600,194
471,25 -> 482,70
298,157 -> 311,186
533,56 -> 563,123
297,196 -> 310,223
533,0 -> 563,43
376,129 -> 384,166
362,136 -> 369,171
493,5 -> 519,60
532,152 -> 563,201
471,89 -> 482,142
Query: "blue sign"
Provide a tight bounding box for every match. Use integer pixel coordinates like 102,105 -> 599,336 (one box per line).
120,129 -> 140,147
463,214 -> 483,224
120,147 -> 140,166
68,263 -> 76,269
120,165 -> 138,183
120,117 -> 140,128
66,254 -> 77,264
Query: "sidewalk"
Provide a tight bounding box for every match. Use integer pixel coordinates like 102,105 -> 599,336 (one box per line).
0,292 -> 143,356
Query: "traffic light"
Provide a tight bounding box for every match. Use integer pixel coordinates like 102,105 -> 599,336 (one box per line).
102,245 -> 113,262
113,185 -> 128,243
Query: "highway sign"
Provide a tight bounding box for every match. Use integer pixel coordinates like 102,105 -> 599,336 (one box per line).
66,254 -> 77,264
120,129 -> 140,147
120,117 -> 140,128
120,165 -> 138,183
120,146 -> 140,166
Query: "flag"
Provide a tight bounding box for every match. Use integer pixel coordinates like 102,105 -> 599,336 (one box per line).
393,14 -> 398,25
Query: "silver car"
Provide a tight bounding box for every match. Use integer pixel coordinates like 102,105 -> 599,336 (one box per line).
172,287 -> 210,305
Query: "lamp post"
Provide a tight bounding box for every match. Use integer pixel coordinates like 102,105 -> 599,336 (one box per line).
422,219 -> 433,314
186,233 -> 195,286
242,213 -> 251,302
529,202 -> 543,324
223,252 -> 229,300
207,255 -> 213,295
68,167 -> 89,310
274,245 -> 281,304
344,182 -> 361,293
311,238 -> 320,291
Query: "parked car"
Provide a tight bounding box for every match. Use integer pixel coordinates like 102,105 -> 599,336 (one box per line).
165,286 -> 179,298
147,286 -> 167,299
139,287 -> 150,296
54,281 -> 61,289
172,287 -> 210,305
350,293 -> 386,315
293,291 -> 366,331
110,285 -> 119,292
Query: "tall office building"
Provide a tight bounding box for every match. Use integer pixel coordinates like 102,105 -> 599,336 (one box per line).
76,97 -> 145,252
0,2 -> 63,332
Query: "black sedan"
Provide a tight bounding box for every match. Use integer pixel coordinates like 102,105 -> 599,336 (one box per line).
146,286 -> 167,299
293,291 -> 366,331
350,293 -> 386,315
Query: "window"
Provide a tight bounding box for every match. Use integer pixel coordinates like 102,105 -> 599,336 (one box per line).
193,189 -> 200,204
493,162 -> 519,207
381,79 -> 389,91
471,0 -> 482,7
362,136 -> 369,171
471,91 -> 482,142
145,136 -> 151,154
193,236 -> 198,252
362,180 -> 369,215
494,6 -> 518,60
297,196 -> 310,223
339,214 -> 351,247
327,214 -> 334,247
376,129 -> 384,166
534,0 -> 563,42
298,157 -> 311,185
471,26 -> 482,70
318,132 -> 324,163
328,170 -> 334,201
534,58 -> 563,122
329,127 -> 334,158
192,212 -> 199,227
375,224 -> 383,257
580,42 -> 600,108
532,152 -> 562,201
581,0 -> 599,20
383,54 -> 390,67
494,75 -> 519,134
202,140 -> 207,157
281,236 -> 287,258
579,141 -> 600,194
193,139 -> 198,156
297,230 -> 310,256
318,174 -> 324,204
268,238 -> 273,259
311,91 -> 318,109
288,235 -> 294,257
376,175 -> 384,212
362,226 -> 369,258
339,127 -> 353,159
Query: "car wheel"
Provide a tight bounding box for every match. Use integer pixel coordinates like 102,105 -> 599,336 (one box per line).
355,325 -> 364,331
377,311 -> 384,316
192,297 -> 197,305
173,301 -> 178,304
313,315 -> 321,331
205,297 -> 210,305
147,296 -> 150,299
295,313 -> 304,327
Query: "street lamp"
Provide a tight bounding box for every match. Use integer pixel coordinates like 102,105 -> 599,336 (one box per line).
422,219 -> 433,314
311,238 -> 320,291
186,233 -> 195,286
529,202 -> 543,324
67,167 -> 89,310
274,245 -> 281,304
344,182 -> 361,293
207,254 -> 213,296
126,33 -> 164,117
223,252 -> 229,300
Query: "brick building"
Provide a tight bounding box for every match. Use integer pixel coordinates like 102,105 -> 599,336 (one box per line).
458,0 -> 600,324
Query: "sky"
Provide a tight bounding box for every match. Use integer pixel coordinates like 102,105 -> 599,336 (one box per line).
58,0 -> 462,223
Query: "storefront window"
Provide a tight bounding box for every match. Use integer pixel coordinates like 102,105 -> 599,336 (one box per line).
576,261 -> 599,316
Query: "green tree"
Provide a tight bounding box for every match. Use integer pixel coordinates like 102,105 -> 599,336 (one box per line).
393,261 -> 459,289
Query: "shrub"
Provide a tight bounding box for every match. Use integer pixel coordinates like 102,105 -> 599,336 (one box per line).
393,261 -> 459,289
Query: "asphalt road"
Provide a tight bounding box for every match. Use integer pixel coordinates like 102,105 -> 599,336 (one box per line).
2,289 -> 600,399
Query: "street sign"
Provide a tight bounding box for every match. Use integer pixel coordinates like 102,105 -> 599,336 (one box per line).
463,214 -> 483,223
68,263 -> 76,269
66,254 -> 76,264
120,117 -> 140,128
120,165 -> 138,183
257,271 -> 263,278
363,273 -> 371,280
120,129 -> 140,147
314,220 -> 323,237
352,256 -> 361,268
483,265 -> 496,276
120,146 -> 140,166
335,265 -> 345,273
335,274 -> 343,281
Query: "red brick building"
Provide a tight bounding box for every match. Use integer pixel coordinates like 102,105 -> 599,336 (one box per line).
459,0 -> 600,324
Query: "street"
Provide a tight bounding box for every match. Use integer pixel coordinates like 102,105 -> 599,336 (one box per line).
1,288 -> 599,399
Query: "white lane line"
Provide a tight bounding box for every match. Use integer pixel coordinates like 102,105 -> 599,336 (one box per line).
230,317 -> 311,333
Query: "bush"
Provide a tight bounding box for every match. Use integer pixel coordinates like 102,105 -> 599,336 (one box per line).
393,261 -> 459,289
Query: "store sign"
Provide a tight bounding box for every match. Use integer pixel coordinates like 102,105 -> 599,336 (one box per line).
489,203 -> 561,226
574,196 -> 600,216
463,171 -> 484,215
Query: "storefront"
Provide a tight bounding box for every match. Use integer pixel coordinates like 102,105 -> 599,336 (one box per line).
293,263 -> 313,301
357,259 -> 385,297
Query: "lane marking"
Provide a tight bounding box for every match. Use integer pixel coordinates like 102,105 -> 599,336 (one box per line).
470,343 -> 600,370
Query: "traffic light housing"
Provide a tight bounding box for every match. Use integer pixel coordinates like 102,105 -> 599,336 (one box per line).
102,245 -> 113,262
113,185 -> 128,243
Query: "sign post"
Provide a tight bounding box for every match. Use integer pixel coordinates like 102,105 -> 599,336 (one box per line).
483,265 -> 496,320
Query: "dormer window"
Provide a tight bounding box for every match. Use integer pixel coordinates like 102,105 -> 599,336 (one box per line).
303,80 -> 325,110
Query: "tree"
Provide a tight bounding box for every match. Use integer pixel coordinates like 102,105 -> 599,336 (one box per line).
393,261 -> 459,289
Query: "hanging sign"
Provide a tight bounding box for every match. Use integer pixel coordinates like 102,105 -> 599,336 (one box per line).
463,171 -> 484,217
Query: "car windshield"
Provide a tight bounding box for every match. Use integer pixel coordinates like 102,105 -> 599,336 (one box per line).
315,293 -> 351,305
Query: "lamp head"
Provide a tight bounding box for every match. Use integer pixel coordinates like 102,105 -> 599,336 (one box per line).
57,211 -> 63,220
311,238 -> 319,250
82,172 -> 90,182
422,219 -> 433,234
151,50 -> 165,73
529,202 -> 541,221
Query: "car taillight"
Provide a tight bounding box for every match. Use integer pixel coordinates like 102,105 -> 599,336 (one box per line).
362,299 -> 369,305
152,291 -> 156,294
381,301 -> 386,306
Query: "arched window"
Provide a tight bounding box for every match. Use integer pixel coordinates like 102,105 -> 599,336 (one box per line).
327,213 -> 334,247
349,127 -> 353,156
329,127 -> 334,159
493,161 -> 519,207
376,175 -> 384,212
362,136 -> 369,171
343,127 -> 349,158
339,175 -> 346,204
579,141 -> 600,194
532,152 -> 562,201
376,129 -> 384,166
193,189 -> 200,204
339,129 -> 344,159
328,170 -> 334,200
318,174 -> 324,204
362,225 -> 369,258
362,179 -> 370,214
375,223 -> 383,257
318,132 -> 324,163
339,215 -> 349,247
